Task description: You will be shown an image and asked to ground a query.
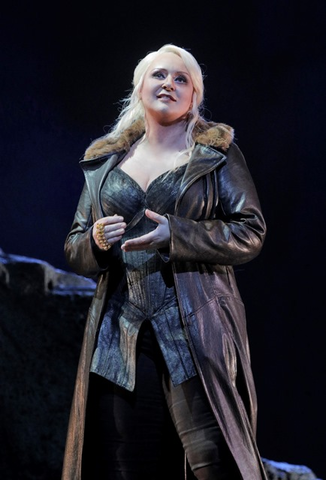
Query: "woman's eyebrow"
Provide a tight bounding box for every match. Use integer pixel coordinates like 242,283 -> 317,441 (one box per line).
151,67 -> 190,76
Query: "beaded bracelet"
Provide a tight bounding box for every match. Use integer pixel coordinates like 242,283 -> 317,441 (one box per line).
96,223 -> 111,250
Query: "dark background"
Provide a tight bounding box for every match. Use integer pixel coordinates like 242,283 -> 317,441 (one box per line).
1,1 -> 326,479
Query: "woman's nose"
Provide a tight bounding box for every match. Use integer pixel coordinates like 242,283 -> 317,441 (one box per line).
162,75 -> 175,91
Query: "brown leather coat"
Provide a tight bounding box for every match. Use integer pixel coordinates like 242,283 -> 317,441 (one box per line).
62,121 -> 267,480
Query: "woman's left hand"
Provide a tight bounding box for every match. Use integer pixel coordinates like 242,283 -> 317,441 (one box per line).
121,209 -> 170,252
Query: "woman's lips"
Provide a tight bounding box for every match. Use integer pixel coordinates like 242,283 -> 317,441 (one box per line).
157,93 -> 176,101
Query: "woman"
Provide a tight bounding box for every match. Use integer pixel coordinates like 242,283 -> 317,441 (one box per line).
62,44 -> 267,480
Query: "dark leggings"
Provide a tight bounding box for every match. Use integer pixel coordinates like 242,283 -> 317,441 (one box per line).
82,324 -> 238,480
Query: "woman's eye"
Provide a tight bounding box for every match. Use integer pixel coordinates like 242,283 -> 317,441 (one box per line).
175,75 -> 188,84
152,71 -> 165,79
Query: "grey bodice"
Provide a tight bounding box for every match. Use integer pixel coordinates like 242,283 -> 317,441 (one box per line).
90,166 -> 197,391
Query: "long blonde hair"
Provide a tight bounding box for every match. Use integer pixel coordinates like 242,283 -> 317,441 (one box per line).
104,44 -> 205,149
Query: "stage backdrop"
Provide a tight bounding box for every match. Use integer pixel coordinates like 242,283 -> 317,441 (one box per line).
1,1 -> 325,479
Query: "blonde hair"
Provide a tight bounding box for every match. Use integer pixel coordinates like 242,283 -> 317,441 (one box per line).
104,44 -> 205,149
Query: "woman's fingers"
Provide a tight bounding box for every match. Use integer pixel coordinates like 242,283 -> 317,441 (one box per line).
121,231 -> 155,251
145,209 -> 166,225
121,210 -> 170,252
93,211 -> 170,252
93,215 -> 126,250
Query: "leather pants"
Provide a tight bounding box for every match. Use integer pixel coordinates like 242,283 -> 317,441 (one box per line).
82,323 -> 239,480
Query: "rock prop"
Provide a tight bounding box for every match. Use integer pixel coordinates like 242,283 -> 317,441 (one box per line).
0,251 -> 95,480
262,458 -> 321,480
0,251 -> 322,480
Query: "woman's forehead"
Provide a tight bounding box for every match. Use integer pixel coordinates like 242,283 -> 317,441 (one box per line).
147,52 -> 189,73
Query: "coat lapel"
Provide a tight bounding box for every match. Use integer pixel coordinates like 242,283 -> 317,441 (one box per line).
79,152 -> 124,219
176,144 -> 226,211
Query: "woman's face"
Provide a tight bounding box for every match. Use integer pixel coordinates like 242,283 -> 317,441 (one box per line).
140,52 -> 194,125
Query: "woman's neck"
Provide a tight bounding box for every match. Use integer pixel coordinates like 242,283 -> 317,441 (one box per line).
143,119 -> 188,154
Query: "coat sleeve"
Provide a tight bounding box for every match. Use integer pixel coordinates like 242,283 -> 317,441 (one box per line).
167,143 -> 267,265
64,182 -> 111,277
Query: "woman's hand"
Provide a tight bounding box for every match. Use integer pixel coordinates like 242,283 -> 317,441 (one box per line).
121,209 -> 170,252
93,215 -> 126,250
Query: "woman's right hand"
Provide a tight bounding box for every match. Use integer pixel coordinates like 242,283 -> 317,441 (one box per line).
92,215 -> 126,250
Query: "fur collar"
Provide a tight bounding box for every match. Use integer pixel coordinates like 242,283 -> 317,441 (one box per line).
84,118 -> 234,160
